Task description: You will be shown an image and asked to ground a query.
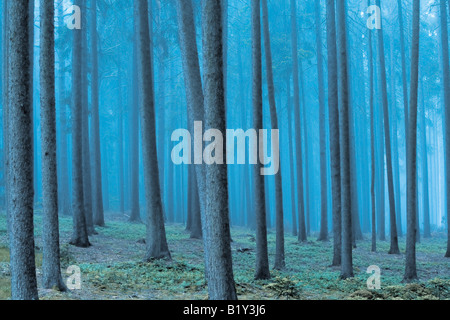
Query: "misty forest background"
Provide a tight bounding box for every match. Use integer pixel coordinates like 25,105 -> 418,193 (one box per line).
0,0 -> 449,300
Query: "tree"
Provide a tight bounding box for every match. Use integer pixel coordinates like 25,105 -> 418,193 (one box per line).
40,0 -> 66,291
290,0 -> 307,243
404,0 -> 421,281
368,0 -> 376,252
315,0 -> 328,242
375,0 -> 400,255
201,0 -> 237,300
70,0 -> 90,248
136,0 -> 170,261
440,0 -> 450,258
336,0 -> 353,279
326,0 -> 341,266
91,0 -> 105,227
129,30 -> 141,223
7,0 -> 39,299
254,0 -> 271,279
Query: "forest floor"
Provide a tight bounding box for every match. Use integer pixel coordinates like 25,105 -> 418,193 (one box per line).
0,212 -> 449,300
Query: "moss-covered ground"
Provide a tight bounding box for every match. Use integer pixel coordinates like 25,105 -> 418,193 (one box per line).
0,212 -> 448,300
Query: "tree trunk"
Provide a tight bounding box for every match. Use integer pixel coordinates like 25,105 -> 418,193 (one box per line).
40,0 -> 66,291
368,0 -> 376,251
81,1 -> 95,236
326,0 -> 341,266
336,0 -> 353,279
286,76 -> 297,237
201,0 -> 237,300
404,0 -> 420,281
315,0 -> 328,242
136,0 -> 171,261
440,0 -> 450,258
117,65 -> 125,214
70,0 -> 90,248
7,0 -> 39,300
129,29 -> 141,223
374,0 -> 399,254
290,0 -> 307,243
255,0 -> 271,278
90,0 -> 105,227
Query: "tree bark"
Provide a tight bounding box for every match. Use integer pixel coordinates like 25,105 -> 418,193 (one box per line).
136,0 -> 171,261
440,0 -> 450,258
326,0 -> 341,266
336,0 -> 353,279
404,0 -> 421,281
40,0 -> 66,291
201,0 -> 237,300
91,0 -> 105,227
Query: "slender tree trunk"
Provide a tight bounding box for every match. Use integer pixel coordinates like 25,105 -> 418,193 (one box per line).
136,0 -> 171,261
398,0 -> 409,150
336,0 -> 353,279
70,0 -> 90,248
326,0 -> 341,266
189,166 -> 202,239
7,0 -> 39,300
404,0 -> 421,281
117,66 -> 125,214
290,0 -> 307,243
420,81 -> 431,238
2,0 -> 9,225
129,31 -> 141,223
255,0 -> 271,278
440,0 -> 450,258
40,0 -> 66,291
315,0 -> 328,241
375,0 -> 400,255
368,7 -> 376,252
91,0 -> 105,227
81,1 -> 95,236
201,0 -> 237,300
286,76 -> 297,237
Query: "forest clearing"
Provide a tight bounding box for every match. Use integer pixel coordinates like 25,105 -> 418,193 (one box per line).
0,212 -> 448,300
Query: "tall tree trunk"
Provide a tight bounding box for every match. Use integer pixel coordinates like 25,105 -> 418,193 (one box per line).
91,0 -> 105,227
117,65 -> 125,214
398,0 -> 409,151
440,0 -> 450,258
201,0 -> 237,300
81,1 -> 95,236
390,32 -> 403,238
255,0 -> 271,278
336,0 -> 353,279
7,0 -> 39,300
2,0 -> 9,225
404,0 -> 421,281
315,0 -> 328,241
375,0 -> 400,255
368,0 -> 376,252
70,0 -> 90,248
420,80 -> 431,238
326,0 -> 341,266
286,76 -> 297,237
129,30 -> 141,223
136,0 -> 171,261
40,0 -> 66,291
189,166 -> 202,239
290,0 -> 307,243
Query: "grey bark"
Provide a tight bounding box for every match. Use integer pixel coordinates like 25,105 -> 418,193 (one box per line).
136,0 -> 170,261
336,0 -> 353,279
201,0 -> 237,300
81,1 -> 95,236
129,29 -> 141,223
40,0 -> 66,291
368,0 -> 376,252
175,0 -> 206,221
91,0 -> 105,227
315,0 -> 328,241
326,0 -> 341,266
255,0 -> 271,278
7,0 -> 39,300
440,0 -> 450,258
374,0 -> 400,255
404,0 -> 420,281
70,0 -> 90,248
290,0 -> 307,243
